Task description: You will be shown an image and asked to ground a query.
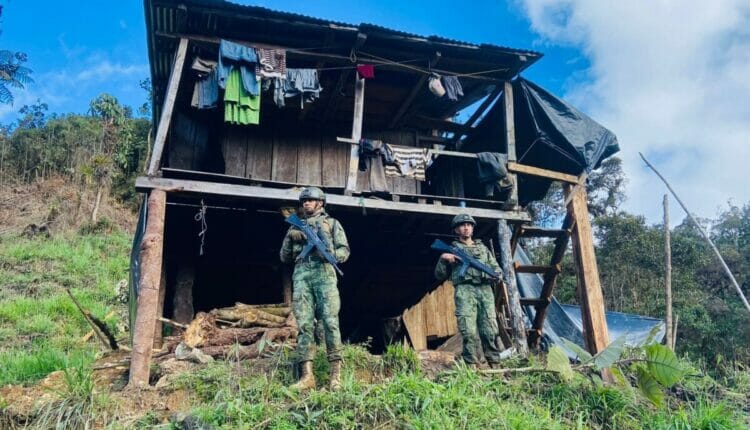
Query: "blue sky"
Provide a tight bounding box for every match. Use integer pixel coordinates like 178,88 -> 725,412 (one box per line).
0,0 -> 585,121
2,0 -> 749,222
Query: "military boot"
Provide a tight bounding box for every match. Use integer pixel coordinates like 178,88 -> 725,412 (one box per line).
329,360 -> 342,391
291,361 -> 316,391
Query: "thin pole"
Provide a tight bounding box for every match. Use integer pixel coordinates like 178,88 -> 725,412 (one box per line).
639,152 -> 750,314
663,194 -> 673,350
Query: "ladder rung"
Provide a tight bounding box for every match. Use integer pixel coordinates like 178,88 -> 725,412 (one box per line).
520,297 -> 551,307
519,226 -> 570,239
514,263 -> 561,274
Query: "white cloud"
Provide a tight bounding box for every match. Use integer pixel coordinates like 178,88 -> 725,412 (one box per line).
76,60 -> 148,82
518,0 -> 750,223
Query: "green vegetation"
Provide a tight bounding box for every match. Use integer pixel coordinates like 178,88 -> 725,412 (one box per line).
0,230 -> 131,386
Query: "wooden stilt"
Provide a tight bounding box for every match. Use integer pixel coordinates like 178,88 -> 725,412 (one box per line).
173,265 -> 195,324
565,185 -> 610,354
128,189 -> 167,387
497,219 -> 529,356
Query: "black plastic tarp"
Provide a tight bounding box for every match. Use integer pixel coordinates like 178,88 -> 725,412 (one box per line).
515,246 -> 665,358
128,200 -> 148,339
464,77 -> 620,205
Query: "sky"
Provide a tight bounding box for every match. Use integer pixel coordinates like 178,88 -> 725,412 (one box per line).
1,0 -> 748,223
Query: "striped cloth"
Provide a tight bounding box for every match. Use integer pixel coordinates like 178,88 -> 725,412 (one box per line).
384,144 -> 432,181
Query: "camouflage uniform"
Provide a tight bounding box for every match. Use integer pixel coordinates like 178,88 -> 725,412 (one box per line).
435,239 -> 504,364
280,209 -> 349,362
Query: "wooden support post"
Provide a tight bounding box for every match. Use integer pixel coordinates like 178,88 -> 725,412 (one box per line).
503,81 -> 518,208
128,189 -> 167,387
173,265 -> 195,324
147,38 -> 188,176
663,194 -> 673,350
497,219 -> 529,356
345,74 -> 366,193
565,185 -> 610,355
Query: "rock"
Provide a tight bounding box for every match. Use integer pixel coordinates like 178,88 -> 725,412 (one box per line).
174,342 -> 214,364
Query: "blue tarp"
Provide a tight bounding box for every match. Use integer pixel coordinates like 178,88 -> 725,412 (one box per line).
515,246 -> 665,358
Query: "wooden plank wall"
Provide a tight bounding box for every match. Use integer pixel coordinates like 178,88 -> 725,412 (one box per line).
167,113 -> 209,170
217,128 -> 420,193
402,281 -> 458,350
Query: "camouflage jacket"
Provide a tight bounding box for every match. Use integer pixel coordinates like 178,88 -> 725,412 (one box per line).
434,239 -> 502,285
279,210 -> 350,265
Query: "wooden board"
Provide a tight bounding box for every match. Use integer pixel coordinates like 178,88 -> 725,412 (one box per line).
322,137 -> 348,187
296,134 -> 322,185
566,185 -> 610,354
222,128 -> 247,177
167,113 -> 196,170
402,302 -> 426,351
246,133 -> 273,180
271,134 -> 298,183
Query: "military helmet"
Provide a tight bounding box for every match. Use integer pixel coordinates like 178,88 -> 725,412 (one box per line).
451,213 -> 476,229
299,186 -> 326,203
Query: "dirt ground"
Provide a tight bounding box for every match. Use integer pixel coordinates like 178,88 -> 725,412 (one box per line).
0,176 -> 137,236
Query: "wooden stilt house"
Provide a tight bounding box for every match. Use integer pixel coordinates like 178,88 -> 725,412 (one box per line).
129,0 -> 618,386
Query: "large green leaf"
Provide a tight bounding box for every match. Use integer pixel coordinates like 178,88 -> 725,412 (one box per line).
609,366 -> 629,387
636,364 -> 664,406
592,335 -> 626,371
644,344 -> 686,388
561,338 -> 593,364
546,345 -> 574,381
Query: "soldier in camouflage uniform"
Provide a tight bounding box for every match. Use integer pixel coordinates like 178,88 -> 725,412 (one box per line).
434,213 -> 504,368
280,187 -> 350,390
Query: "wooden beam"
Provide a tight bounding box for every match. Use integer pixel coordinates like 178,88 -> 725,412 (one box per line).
147,38 -> 188,176
513,263 -> 561,274
507,162 -> 580,184
128,189 -> 167,387
453,85 -> 501,146
345,73 -> 366,193
504,81 -> 518,207
566,184 -> 610,355
388,51 -> 441,129
498,219 -> 529,356
135,176 -> 532,221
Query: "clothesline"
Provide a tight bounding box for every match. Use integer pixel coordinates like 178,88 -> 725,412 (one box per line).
160,33 -> 509,82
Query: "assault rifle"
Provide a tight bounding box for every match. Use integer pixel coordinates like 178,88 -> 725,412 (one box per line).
431,239 -> 500,280
285,213 -> 344,276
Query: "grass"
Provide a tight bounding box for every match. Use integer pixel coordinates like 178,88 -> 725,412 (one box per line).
1,230 -> 749,429
0,229 -> 131,386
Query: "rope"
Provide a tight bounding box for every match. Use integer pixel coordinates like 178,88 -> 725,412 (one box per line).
194,199 -> 207,255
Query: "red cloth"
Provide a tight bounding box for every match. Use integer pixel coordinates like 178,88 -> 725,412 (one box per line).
356,64 -> 375,79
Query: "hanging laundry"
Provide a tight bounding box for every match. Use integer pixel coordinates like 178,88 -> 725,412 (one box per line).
224,69 -> 260,125
476,152 -> 512,198
273,68 -> 323,108
428,73 -> 446,97
441,75 -> 464,101
255,48 -> 287,79
191,57 -> 219,109
356,64 -> 375,79
383,144 -> 432,181
217,39 -> 260,96
358,139 -> 388,192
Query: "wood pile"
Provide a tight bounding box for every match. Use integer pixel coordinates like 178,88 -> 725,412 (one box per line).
158,302 -> 297,361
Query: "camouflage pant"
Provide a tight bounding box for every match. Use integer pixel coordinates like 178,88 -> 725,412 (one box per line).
292,261 -> 342,362
455,283 -> 503,364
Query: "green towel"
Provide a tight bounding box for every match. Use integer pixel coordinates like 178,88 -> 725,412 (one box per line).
224,69 -> 260,125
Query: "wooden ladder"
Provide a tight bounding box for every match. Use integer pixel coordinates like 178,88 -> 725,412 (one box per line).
510,217 -> 574,348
